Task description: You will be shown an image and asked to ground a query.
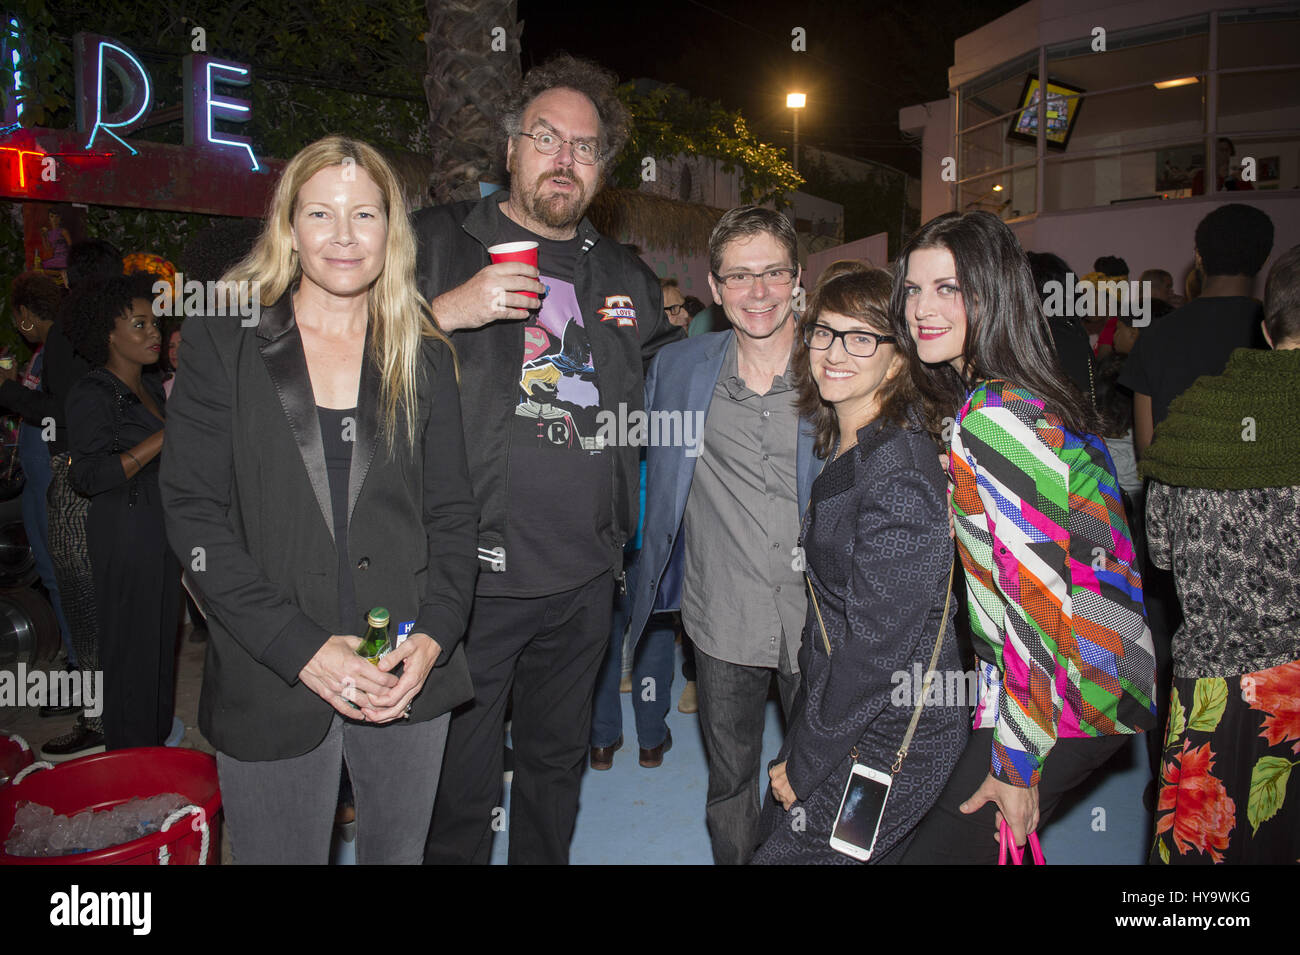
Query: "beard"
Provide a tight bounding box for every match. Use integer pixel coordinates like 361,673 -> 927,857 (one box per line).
510,157 -> 593,231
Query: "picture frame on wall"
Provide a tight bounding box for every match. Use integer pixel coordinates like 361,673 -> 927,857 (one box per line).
1155,144 -> 1205,195
24,202 -> 87,284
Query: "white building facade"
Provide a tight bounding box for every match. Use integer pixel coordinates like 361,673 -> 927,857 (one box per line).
899,0 -> 1300,286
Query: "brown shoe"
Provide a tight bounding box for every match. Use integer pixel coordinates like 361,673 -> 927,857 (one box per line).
590,735 -> 622,771
677,680 -> 698,714
639,730 -> 673,768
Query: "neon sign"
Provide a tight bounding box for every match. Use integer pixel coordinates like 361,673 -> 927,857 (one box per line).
72,32 -> 259,170
5,17 -> 23,123
0,145 -> 42,187
75,37 -> 151,155
184,56 -> 259,171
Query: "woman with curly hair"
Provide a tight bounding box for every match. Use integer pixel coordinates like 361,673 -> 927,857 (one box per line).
1141,244 -> 1300,864
893,212 -> 1158,863
63,270 -> 179,750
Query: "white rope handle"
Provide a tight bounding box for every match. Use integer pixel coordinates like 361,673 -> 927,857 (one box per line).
12,761 -> 52,784
4,732 -> 31,753
157,805 -> 209,865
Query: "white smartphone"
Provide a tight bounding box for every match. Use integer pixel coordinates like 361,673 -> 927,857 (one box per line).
828,762 -> 892,861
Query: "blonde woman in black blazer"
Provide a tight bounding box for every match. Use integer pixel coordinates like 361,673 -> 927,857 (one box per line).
160,136 -> 478,864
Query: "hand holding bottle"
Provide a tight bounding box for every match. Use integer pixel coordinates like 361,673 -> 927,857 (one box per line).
360,633 -> 443,724
298,634 -> 400,718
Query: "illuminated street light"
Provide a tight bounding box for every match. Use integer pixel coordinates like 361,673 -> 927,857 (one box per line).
787,92 -> 806,173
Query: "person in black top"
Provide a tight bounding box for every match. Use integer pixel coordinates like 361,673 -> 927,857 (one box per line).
1027,251 -> 1096,410
1119,203 -> 1273,799
1121,203 -> 1274,455
62,272 -> 179,750
414,55 -> 675,864
35,240 -> 124,761
160,136 -> 478,864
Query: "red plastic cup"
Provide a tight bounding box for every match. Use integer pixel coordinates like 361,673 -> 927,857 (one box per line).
488,241 -> 540,298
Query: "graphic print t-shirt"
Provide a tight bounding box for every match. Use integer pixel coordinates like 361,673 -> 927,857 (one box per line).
481,208 -> 612,597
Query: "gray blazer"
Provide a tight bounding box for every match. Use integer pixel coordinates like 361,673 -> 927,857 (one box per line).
160,295 -> 478,761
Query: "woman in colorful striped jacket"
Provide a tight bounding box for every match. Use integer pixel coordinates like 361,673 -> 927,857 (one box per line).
891,212 -> 1158,864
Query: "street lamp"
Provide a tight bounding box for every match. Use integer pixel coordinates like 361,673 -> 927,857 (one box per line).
787,92 -> 806,174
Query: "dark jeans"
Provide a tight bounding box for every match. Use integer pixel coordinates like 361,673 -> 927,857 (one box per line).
425,571 -> 614,865
694,644 -> 799,865
591,593 -> 675,748
900,727 -> 1130,864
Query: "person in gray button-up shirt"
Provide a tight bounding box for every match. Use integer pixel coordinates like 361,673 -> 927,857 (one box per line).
681,336 -> 805,674
626,207 -> 821,865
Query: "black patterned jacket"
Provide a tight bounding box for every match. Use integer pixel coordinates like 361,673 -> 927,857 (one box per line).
776,419 -> 969,859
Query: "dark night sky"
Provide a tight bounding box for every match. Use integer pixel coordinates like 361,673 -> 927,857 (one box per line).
516,0 -> 1027,176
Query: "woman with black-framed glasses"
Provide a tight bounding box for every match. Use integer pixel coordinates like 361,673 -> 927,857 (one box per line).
752,268 -> 967,864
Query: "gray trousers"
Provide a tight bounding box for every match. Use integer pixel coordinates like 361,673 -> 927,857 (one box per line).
217,711 -> 449,864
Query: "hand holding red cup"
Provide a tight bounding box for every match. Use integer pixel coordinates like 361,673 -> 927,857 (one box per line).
488,241 -> 540,298
429,242 -> 543,331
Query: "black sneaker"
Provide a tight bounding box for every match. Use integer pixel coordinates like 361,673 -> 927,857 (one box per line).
39,720 -> 106,762
39,704 -> 82,718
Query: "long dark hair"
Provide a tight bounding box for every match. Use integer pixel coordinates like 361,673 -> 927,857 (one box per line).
794,268 -> 918,458
888,211 -> 1099,441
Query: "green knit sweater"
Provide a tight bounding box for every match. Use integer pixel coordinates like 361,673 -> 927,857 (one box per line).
1140,346 -> 1300,490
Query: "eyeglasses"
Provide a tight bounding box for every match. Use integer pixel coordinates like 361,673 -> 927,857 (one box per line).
803,323 -> 896,358
712,268 -> 797,290
664,303 -> 686,317
518,130 -> 601,165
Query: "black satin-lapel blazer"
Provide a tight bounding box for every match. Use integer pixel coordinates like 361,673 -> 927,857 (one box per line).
257,294 -> 383,545
161,293 -> 477,762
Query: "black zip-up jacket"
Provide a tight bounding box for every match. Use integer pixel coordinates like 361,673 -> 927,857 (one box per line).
413,192 -> 679,584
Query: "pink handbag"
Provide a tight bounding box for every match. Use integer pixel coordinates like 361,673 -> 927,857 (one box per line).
997,819 -> 1046,865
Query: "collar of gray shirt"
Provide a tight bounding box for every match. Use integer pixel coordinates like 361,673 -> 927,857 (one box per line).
721,334 -> 795,400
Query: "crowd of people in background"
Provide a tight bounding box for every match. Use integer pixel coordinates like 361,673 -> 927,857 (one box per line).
3,52 -> 1295,867
4,234 -> 258,760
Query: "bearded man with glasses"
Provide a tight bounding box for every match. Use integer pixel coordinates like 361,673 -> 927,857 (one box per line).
625,205 -> 822,864
414,54 -> 677,865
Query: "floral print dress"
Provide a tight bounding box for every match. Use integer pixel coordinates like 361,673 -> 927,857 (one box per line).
1147,483 -> 1300,864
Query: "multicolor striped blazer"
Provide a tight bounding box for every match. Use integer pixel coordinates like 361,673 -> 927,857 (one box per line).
949,380 -> 1157,787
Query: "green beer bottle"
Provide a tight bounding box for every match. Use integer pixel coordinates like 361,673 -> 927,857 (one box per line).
356,607 -> 392,665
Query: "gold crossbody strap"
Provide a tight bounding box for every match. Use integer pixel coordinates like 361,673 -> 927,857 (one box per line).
803,561 -> 956,776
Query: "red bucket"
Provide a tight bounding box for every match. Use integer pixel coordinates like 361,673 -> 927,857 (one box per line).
0,747 -> 221,865
0,732 -> 34,787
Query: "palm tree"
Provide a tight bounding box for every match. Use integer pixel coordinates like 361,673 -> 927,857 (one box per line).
423,0 -> 523,203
